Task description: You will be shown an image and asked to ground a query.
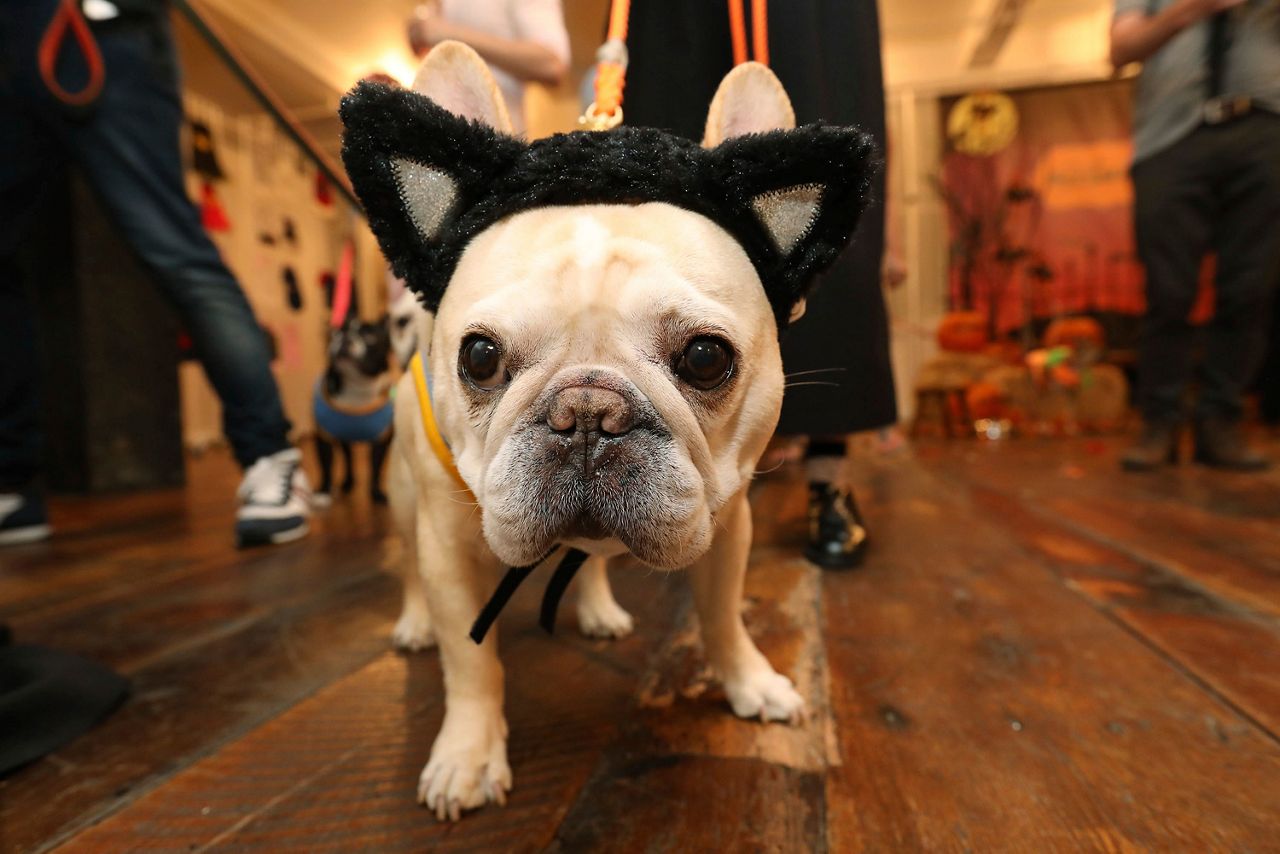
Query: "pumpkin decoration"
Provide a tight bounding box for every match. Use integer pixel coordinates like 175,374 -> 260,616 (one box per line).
937,311 -> 989,353
965,380 -> 1006,420
1043,316 -> 1104,351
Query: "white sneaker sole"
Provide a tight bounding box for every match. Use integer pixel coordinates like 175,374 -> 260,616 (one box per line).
269,521 -> 310,544
0,524 -> 52,546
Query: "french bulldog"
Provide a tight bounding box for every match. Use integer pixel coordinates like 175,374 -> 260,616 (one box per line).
341,42 -> 875,820
312,316 -> 394,505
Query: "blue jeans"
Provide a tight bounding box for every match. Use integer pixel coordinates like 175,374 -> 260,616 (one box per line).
0,3 -> 291,487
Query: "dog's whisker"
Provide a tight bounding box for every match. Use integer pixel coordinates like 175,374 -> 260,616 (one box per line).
753,459 -> 788,475
784,367 -> 847,378
784,380 -> 842,389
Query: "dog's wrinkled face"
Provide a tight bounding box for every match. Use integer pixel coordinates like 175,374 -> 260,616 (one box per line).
433,202 -> 782,568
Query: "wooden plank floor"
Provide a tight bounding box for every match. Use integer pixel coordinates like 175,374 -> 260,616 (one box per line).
2,435 -> 1278,852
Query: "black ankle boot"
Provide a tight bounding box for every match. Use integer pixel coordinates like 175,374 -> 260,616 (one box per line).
1121,421 -> 1180,471
1194,419 -> 1270,471
804,483 -> 868,570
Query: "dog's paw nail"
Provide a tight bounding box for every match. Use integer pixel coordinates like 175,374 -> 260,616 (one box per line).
724,669 -> 805,725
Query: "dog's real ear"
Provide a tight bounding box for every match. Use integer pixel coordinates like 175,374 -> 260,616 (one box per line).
412,41 -> 513,134
339,41 -> 521,310
703,61 -> 796,146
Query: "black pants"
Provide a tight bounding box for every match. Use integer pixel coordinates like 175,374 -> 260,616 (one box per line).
1132,112 -> 1280,424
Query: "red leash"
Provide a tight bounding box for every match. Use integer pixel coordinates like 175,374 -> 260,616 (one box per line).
38,0 -> 106,107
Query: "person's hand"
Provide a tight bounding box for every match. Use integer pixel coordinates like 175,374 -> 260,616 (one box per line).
882,253 -> 907,289
1190,0 -> 1245,19
407,1 -> 445,57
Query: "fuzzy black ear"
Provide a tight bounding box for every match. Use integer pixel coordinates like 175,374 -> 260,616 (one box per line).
708,125 -> 880,319
339,81 -> 523,311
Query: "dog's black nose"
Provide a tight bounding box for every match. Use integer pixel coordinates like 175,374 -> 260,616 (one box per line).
547,386 -> 634,436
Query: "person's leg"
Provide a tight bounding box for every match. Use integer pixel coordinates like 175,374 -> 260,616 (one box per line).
1124,131 -> 1216,470
1260,295 -> 1280,426
61,18 -> 307,545
0,151 -> 49,494
1193,114 -> 1280,468
0,45 -> 61,541
801,437 -> 867,570
64,19 -> 291,469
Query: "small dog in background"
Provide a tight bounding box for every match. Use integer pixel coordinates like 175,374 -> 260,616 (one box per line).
313,316 -> 394,505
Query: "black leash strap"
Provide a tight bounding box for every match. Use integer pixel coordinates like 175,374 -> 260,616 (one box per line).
468,547 -> 592,643
539,549 -> 590,634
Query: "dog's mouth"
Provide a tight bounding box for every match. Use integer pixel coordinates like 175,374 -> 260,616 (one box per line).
482,422 -> 712,570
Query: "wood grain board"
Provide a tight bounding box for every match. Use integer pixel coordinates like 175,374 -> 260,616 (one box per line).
2,437 -> 1277,852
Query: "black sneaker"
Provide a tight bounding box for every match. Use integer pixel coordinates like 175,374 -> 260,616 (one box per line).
1194,419 -> 1270,471
0,489 -> 52,546
804,483 -> 869,570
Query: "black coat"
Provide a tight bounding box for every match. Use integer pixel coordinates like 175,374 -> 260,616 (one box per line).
623,0 -> 897,435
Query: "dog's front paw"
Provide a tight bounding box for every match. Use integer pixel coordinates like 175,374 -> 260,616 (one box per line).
723,667 -> 806,724
392,609 -> 436,652
418,712 -> 511,821
576,595 -> 634,639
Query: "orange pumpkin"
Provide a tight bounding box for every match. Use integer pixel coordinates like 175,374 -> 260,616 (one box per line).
937,311 -> 989,353
1043,316 -> 1104,351
965,380 -> 1005,420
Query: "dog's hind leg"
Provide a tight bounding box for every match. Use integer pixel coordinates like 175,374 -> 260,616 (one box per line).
689,488 -> 805,724
388,437 -> 434,651
575,555 -> 634,638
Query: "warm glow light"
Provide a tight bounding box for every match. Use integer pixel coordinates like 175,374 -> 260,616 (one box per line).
357,48 -> 418,87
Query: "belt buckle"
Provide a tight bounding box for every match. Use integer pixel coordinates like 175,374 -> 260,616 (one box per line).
1204,96 -> 1253,125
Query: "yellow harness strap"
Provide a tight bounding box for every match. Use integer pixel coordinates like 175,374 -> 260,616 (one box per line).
408,352 -> 471,493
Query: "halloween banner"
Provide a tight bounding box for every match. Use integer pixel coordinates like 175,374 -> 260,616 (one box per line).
938,80 -> 1148,337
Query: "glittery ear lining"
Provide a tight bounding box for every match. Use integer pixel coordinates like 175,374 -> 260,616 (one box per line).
751,183 -> 824,255
392,158 -> 459,242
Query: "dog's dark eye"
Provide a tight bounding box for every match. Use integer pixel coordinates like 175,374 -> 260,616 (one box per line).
459,335 -> 506,389
676,336 -> 734,390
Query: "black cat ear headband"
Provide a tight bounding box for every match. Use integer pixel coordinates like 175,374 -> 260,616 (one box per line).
339,81 -> 879,330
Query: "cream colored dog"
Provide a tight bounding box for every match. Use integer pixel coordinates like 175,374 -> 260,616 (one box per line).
355,42 -> 873,821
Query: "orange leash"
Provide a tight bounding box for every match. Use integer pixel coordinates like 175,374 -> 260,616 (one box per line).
729,0 -> 769,67
580,0 -> 630,130
579,0 -> 769,132
38,0 -> 105,107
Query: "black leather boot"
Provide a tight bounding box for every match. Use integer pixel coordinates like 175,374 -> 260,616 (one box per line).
1121,422 -> 1180,471
1194,419 -> 1270,471
804,483 -> 868,570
